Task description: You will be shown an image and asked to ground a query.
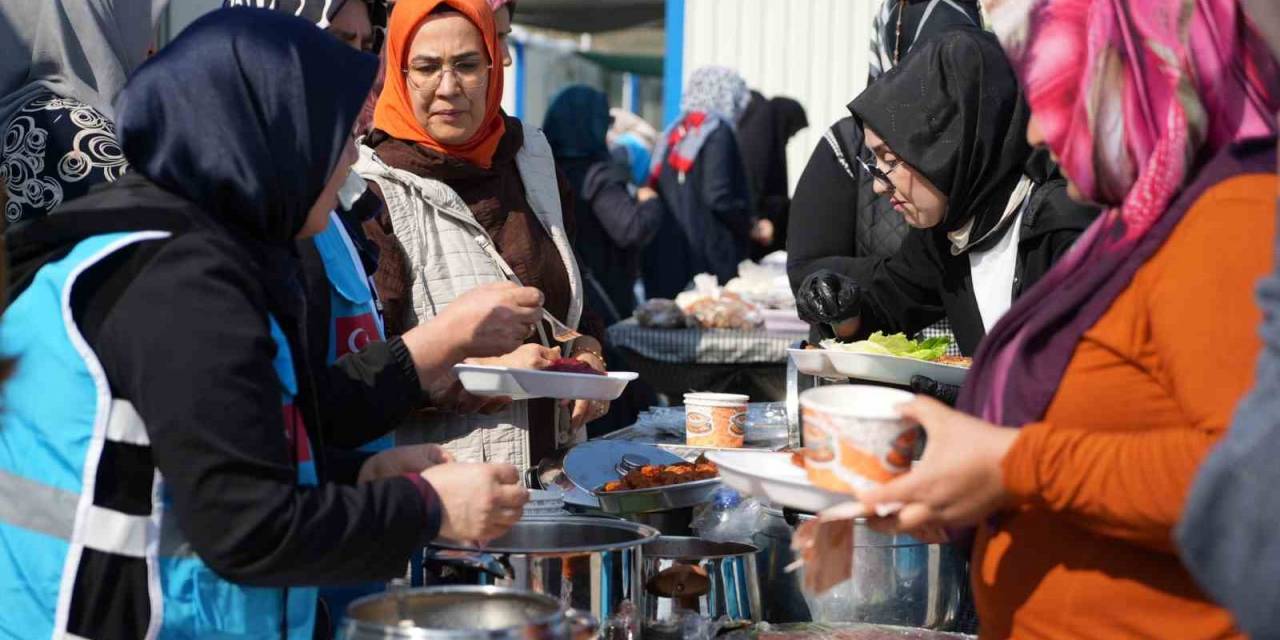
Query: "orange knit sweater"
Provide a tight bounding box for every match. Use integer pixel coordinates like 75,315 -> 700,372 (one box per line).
973,173 -> 1277,639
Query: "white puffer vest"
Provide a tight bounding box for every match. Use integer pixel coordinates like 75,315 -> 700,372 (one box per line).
356,126 -> 585,469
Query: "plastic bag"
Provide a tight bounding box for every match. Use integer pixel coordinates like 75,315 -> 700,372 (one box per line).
691,488 -> 766,544
635,299 -> 694,329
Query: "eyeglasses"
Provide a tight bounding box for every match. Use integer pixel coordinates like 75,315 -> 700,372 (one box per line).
404,59 -> 491,92
857,155 -> 902,193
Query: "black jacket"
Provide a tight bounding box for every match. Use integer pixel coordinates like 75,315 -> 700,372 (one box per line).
787,118 -> 912,343
788,117 -> 909,284
561,158 -> 664,325
642,125 -> 753,299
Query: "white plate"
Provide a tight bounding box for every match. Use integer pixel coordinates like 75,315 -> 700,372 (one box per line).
788,348 -> 845,379
453,364 -> 638,401
706,450 -> 854,513
824,350 -> 968,387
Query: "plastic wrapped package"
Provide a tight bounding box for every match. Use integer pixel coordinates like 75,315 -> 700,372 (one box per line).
635,299 -> 695,329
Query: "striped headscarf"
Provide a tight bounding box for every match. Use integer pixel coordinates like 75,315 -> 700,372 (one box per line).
959,0 -> 1280,425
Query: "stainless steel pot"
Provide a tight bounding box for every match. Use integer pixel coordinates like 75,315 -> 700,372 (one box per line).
752,508 -> 970,631
429,517 -> 659,637
340,586 -> 595,640
640,537 -> 761,639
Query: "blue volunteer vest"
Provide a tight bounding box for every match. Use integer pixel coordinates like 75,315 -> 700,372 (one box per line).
312,212 -> 391,453
0,231 -> 318,639
313,213 -> 399,630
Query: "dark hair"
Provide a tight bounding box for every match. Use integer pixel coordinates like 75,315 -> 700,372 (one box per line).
505,1 -> 517,19
429,4 -> 461,16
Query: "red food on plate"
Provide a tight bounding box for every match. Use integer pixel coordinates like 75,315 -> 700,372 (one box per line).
544,358 -> 604,376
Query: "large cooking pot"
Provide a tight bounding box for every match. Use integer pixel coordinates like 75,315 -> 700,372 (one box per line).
429,517 -> 659,637
752,508 -> 970,630
640,537 -> 761,639
340,586 -> 595,640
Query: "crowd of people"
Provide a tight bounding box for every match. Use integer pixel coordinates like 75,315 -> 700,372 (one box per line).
0,0 -> 1277,638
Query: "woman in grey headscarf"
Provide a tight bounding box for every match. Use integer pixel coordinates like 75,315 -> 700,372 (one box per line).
0,0 -> 168,226
641,66 -> 754,299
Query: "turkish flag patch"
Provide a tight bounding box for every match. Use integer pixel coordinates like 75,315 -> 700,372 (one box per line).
335,313 -> 380,357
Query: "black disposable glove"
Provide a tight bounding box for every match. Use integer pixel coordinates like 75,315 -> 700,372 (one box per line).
910,374 -> 960,406
795,270 -> 864,328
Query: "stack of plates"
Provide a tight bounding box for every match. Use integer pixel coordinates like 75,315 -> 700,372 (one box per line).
521,489 -> 568,519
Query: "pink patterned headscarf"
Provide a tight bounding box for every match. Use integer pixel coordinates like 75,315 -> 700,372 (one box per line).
959,0 -> 1280,425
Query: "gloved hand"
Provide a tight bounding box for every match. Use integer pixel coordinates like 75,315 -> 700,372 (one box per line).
910,374 -> 960,406
796,270 -> 864,328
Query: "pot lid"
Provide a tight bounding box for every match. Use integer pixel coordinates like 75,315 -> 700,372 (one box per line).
563,440 -> 684,495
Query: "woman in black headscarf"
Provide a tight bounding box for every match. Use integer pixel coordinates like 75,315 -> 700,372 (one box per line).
543,85 -> 664,326
737,92 -> 808,259
786,0 -> 981,354
794,28 -> 1097,359
0,10 -> 535,638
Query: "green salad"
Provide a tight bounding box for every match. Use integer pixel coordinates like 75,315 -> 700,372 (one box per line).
821,332 -> 953,362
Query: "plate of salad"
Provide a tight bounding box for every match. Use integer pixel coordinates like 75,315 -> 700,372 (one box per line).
814,332 -> 969,386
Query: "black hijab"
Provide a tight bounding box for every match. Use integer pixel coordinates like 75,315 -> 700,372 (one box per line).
851,27 -> 1030,240
117,8 -> 375,248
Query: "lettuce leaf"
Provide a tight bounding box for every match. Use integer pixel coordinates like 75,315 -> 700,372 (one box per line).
822,332 -> 953,362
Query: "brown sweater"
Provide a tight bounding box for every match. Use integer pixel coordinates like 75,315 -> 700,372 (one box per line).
974,173 -> 1276,639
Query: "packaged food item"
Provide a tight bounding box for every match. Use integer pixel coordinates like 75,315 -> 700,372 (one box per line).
798,385 -> 918,493
635,299 -> 695,329
684,392 -> 749,448
682,295 -> 764,330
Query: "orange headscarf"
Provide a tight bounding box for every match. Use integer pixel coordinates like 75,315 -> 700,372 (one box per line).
374,0 -> 506,168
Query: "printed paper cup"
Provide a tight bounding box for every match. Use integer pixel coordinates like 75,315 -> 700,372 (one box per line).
684,392 -> 749,448
799,385 -> 918,494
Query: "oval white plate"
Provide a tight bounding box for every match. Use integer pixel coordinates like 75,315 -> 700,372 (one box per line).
824,350 -> 968,386
453,364 -> 638,401
788,348 -> 844,379
706,450 -> 854,513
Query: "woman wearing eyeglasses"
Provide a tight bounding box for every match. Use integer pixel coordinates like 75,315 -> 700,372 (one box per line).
795,28 -> 1098,362
356,0 -> 609,470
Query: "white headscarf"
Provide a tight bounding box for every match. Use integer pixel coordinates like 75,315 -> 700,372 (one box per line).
0,0 -> 169,128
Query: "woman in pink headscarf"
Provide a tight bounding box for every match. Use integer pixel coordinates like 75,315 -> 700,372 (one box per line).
852,0 -> 1280,637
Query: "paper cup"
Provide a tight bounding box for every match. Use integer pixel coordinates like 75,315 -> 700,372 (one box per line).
684,392 -> 749,448
799,385 -> 918,494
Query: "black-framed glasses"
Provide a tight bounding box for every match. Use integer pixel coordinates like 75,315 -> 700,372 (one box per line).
404,59 -> 491,92
857,155 -> 902,192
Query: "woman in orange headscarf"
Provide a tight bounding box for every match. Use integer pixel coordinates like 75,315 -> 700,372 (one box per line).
356,0 -> 608,470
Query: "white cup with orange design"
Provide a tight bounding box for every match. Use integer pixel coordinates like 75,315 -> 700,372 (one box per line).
684,392 -> 749,448
799,385 -> 919,494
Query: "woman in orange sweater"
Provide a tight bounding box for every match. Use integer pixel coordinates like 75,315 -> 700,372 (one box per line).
858,0 -> 1280,637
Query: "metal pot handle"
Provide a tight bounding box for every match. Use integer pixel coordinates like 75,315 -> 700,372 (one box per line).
566,609 -> 599,640
422,547 -> 512,580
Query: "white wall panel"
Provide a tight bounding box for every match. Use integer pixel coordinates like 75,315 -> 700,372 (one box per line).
684,0 -> 879,194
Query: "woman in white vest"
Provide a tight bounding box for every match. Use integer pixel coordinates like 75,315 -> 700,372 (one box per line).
357,0 -> 609,469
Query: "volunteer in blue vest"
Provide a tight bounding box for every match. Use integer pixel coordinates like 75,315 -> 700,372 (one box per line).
222,0 -> 505,628
0,9 -> 536,639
